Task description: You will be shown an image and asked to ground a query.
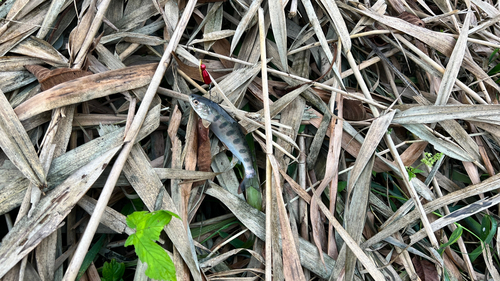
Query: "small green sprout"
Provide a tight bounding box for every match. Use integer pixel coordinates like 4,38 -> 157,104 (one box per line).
406,152 -> 443,180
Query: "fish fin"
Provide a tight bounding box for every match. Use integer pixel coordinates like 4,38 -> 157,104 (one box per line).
238,176 -> 254,194
202,119 -> 211,128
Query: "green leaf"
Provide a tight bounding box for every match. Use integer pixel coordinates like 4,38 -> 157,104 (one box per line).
77,235 -> 106,280
469,244 -> 483,262
190,217 -> 237,238
337,181 -> 347,193
488,61 -> 500,75
480,215 -> 497,244
102,259 -> 125,281
438,226 -> 462,255
469,215 -> 498,262
125,210 -> 180,281
488,48 -> 499,64
133,239 -> 176,281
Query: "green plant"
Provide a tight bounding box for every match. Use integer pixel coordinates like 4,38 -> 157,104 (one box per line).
438,225 -> 463,255
101,259 -> 125,281
125,210 -> 180,281
406,152 -> 443,180
469,214 -> 497,262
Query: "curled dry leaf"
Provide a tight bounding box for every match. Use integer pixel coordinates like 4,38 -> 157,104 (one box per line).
25,65 -> 92,91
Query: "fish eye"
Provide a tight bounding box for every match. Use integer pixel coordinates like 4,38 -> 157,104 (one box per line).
193,100 -> 199,105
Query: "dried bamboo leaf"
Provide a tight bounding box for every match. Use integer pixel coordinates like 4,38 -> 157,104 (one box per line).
25,65 -> 93,91
200,248 -> 264,269
412,96 -> 481,162
78,195 -> 134,235
203,3 -> 223,50
0,2 -> 50,56
46,101 -> 160,190
352,5 -> 500,91
0,56 -> 45,71
0,89 -> 46,188
187,2 -> 223,44
67,2 -> 96,62
400,141 -> 429,167
0,0 -> 30,24
435,12 -> 471,105
15,63 -> 158,121
240,84 -> 310,133
301,0 -> 334,63
36,0 -> 66,40
0,175 -> 29,215
190,29 -> 235,45
404,124 -> 474,162
393,105 -> 500,124
0,146 -> 120,279
209,63 -> 261,105
0,71 -> 36,93
268,156 -> 306,281
344,156 -> 375,280
116,0 -> 166,31
156,168 -> 217,180
470,0 -> 500,17
196,118 -> 212,174
230,0 -> 263,54
317,0 -> 352,51
179,110 -> 198,220
268,0 -> 288,72
118,33 -> 166,46
347,110 -> 395,193
99,20 -> 166,44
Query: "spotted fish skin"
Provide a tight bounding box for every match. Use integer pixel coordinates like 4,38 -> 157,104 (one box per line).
189,94 -> 256,193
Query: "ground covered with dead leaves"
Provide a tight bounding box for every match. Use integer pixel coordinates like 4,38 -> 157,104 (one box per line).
1,0 -> 500,280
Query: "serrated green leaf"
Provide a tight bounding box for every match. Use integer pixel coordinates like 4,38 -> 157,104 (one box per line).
125,210 -> 180,281
126,211 -> 149,230
134,239 -> 176,281
102,259 -> 125,281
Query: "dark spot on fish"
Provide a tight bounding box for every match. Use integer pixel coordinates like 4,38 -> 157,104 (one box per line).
243,158 -> 251,162
213,114 -> 221,122
233,138 -> 241,144
219,122 -> 229,129
239,149 -> 247,154
226,130 -> 235,136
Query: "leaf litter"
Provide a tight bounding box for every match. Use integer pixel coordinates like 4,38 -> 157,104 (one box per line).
0,0 -> 500,280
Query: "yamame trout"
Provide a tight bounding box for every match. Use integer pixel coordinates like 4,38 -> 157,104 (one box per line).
189,94 -> 256,194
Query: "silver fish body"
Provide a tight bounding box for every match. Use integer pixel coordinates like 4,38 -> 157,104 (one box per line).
189,94 -> 256,193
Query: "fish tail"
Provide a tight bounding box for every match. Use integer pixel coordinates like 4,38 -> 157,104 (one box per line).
238,171 -> 257,194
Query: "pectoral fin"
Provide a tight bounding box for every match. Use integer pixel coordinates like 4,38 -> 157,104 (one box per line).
202,119 -> 211,128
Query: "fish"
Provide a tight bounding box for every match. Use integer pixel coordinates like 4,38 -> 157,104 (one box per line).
189,94 -> 257,194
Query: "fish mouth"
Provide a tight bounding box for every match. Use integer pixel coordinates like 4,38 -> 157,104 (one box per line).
189,94 -> 202,101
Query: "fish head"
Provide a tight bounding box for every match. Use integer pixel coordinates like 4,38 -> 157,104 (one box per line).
189,94 -> 215,121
